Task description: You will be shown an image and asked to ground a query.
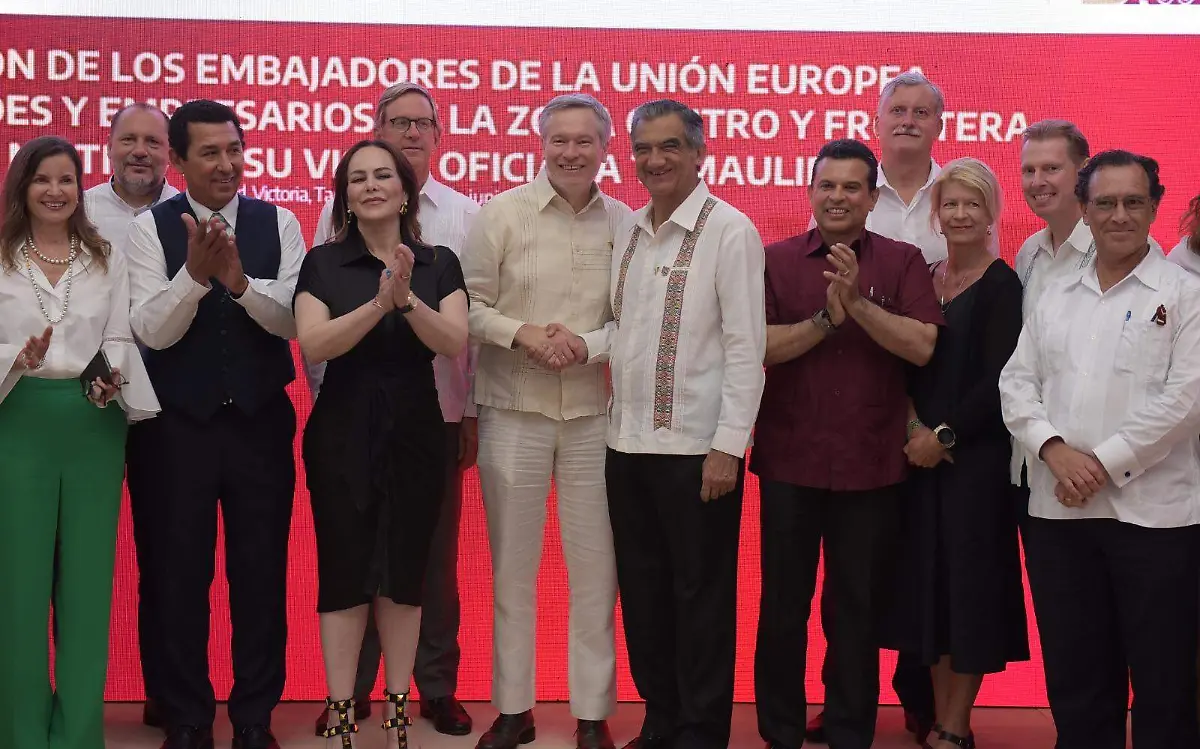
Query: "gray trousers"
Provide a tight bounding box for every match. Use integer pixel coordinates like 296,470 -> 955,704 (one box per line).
354,422 -> 463,699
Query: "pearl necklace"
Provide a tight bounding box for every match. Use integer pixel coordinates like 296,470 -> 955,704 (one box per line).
27,234 -> 75,265
21,234 -> 79,325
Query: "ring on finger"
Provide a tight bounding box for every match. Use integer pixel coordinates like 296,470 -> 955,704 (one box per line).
400,273 -> 412,279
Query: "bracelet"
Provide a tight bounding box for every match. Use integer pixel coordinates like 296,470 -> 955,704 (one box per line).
371,297 -> 386,312
906,418 -> 924,440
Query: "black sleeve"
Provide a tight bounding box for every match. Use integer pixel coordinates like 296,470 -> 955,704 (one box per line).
293,247 -> 328,309
436,246 -> 468,303
937,263 -> 1024,443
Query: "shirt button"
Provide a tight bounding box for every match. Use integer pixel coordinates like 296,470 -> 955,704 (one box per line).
1124,471 -> 1131,478
834,389 -> 841,396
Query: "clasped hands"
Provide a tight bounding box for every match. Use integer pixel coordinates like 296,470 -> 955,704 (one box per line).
514,323 -> 587,371
903,425 -> 953,468
182,214 -> 249,296
373,244 -> 417,312
1041,438 -> 1109,508
820,242 -> 862,326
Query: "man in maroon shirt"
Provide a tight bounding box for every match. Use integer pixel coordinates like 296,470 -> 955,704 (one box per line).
752,139 -> 943,749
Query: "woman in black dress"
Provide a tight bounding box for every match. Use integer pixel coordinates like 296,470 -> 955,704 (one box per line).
294,139 -> 468,748
890,158 -> 1028,749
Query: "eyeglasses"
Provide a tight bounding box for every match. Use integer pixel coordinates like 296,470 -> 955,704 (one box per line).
387,116 -> 436,133
1089,196 -> 1152,214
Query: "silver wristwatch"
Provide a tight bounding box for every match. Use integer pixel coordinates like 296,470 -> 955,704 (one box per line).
811,308 -> 836,335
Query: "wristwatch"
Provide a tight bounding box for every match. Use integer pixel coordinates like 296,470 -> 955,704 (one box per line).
397,291 -> 417,314
933,423 -> 957,449
811,308 -> 836,335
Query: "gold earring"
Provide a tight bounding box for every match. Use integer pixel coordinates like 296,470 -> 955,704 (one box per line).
399,203 -> 407,216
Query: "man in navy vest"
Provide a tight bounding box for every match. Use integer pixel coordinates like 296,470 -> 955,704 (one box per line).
126,99 -> 305,749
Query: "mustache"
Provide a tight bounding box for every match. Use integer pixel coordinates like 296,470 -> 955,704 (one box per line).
893,127 -> 922,137
124,159 -> 154,168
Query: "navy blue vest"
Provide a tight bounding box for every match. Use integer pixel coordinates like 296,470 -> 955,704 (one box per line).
144,193 -> 295,422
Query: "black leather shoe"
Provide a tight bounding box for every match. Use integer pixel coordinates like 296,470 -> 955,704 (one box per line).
804,712 -> 827,744
577,719 -> 615,749
160,725 -> 214,749
143,699 -> 166,730
231,725 -> 279,749
313,697 -> 372,737
420,696 -> 473,736
621,735 -> 669,749
475,711 -> 536,749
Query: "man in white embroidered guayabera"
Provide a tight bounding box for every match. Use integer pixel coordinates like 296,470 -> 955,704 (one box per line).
1000,150 -> 1200,749
582,99 -> 765,749
459,93 -> 631,749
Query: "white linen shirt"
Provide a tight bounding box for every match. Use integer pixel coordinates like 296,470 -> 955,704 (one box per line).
306,177 -> 480,421
593,182 -> 766,457
126,192 -> 304,349
84,178 -> 179,253
0,241 -> 160,421
999,245 -> 1200,528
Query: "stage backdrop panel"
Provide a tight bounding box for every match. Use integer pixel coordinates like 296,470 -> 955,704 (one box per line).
3,0 -> 1199,707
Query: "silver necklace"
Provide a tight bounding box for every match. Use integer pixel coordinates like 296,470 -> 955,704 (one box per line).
20,234 -> 79,325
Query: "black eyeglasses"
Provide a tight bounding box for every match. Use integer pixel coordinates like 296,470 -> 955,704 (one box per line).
387,117 -> 437,133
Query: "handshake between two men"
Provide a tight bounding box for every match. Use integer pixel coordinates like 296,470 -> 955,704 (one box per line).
513,322 -> 589,371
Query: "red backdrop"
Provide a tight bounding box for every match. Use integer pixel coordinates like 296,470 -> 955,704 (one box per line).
4,16 -> 1199,707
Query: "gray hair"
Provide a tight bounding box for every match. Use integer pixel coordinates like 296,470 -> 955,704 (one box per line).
630,99 -> 705,151
373,82 -> 440,131
879,71 -> 945,116
108,102 -> 169,141
537,94 -> 613,148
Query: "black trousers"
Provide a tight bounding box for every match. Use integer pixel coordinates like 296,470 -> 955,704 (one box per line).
126,394 -> 295,730
755,482 -> 901,749
1023,516 -> 1200,749
350,423 -> 464,699
606,449 -> 743,749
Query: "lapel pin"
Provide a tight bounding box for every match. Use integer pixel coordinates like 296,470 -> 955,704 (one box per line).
1153,304 -> 1167,326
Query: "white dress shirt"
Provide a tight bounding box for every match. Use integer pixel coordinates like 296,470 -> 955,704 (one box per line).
870,159 -> 947,264
593,182 -> 766,457
1009,219 -> 1094,483
0,241 -> 160,421
1167,236 -> 1199,275
999,245 -> 1200,528
84,178 -> 180,253
306,177 -> 480,422
126,192 -> 304,349
806,159 -> 946,263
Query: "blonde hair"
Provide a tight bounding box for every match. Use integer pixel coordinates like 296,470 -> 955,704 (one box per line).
930,157 -> 1003,254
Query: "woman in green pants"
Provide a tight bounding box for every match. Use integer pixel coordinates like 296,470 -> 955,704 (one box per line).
0,136 -> 160,749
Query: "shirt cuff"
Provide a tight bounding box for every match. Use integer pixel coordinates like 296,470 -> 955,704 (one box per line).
580,328 -> 609,365
711,425 -> 751,458
487,317 -> 525,350
1092,434 -> 1143,489
171,265 -> 212,304
1025,422 -> 1063,463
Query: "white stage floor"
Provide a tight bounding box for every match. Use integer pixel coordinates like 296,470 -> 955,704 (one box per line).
102,701 -> 1087,748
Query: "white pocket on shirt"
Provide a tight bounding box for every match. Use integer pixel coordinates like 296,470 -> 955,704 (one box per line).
1114,321 -> 1171,383
572,244 -> 613,270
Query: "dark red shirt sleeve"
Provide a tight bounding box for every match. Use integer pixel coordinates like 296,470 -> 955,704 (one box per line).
895,243 -> 945,327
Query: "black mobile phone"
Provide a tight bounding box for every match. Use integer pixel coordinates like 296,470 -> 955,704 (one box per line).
79,349 -> 116,396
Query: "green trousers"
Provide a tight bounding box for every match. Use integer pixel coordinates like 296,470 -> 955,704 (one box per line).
0,377 -> 128,749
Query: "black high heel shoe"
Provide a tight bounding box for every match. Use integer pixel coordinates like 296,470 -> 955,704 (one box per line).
321,697 -> 359,748
382,689 -> 413,749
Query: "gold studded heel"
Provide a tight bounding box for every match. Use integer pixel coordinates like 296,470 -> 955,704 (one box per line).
321,696 -> 359,748
382,690 -> 413,749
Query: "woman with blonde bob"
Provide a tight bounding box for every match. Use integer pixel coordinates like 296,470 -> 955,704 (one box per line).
885,158 -> 1029,749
